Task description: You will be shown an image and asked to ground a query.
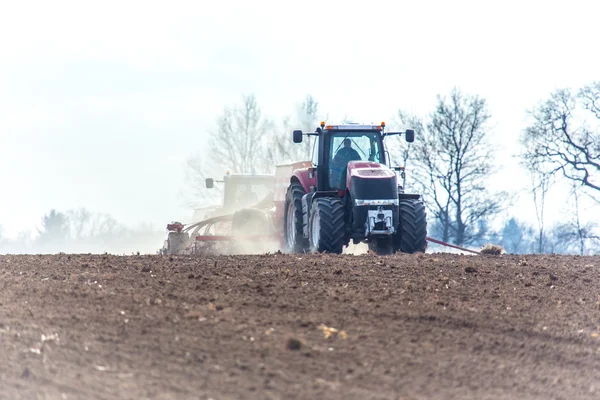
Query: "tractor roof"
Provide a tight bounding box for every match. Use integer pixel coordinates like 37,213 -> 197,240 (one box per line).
323,123 -> 384,131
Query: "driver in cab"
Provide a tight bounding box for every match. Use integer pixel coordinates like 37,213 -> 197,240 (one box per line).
334,138 -> 361,166
331,138 -> 361,188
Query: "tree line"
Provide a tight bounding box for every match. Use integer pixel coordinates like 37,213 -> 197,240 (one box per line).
4,85 -> 596,255
0,209 -> 164,254
189,82 -> 600,255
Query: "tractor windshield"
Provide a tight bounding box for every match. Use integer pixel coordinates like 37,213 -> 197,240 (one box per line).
329,131 -> 385,189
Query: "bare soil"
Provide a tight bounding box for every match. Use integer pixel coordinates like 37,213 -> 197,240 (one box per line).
1,253 -> 600,400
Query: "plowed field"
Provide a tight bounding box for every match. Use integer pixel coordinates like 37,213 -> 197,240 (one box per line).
1,253 -> 600,400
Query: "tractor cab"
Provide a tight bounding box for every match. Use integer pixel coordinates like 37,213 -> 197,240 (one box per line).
295,122 -> 414,192
285,122 -> 426,255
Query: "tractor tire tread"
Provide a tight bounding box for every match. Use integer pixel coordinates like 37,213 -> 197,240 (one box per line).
396,199 -> 427,254
312,197 -> 346,254
285,182 -> 309,252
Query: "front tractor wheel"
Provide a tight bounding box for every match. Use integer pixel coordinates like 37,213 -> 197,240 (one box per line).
284,182 -> 309,253
395,199 -> 427,254
309,197 -> 346,254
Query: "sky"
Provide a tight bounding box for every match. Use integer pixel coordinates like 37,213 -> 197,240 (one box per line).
0,0 -> 599,239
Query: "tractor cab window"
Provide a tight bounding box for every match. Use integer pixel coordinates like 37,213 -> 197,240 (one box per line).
329,132 -> 384,189
311,136 -> 319,166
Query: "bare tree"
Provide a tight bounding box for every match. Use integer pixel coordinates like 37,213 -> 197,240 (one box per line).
267,95 -> 320,165
88,213 -> 120,238
209,94 -> 272,174
402,88 -> 504,246
391,111 -> 421,190
67,208 -> 92,240
184,94 -> 272,207
185,94 -> 322,213
572,185 -> 586,255
297,96 -> 319,138
294,95 -> 320,161
523,163 -> 553,253
522,82 -> 600,196
65,209 -> 121,240
266,116 -> 294,166
564,184 -> 599,254
541,184 -> 600,255
37,209 -> 69,250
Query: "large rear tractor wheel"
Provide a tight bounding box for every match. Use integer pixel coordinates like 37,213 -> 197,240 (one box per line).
394,199 -> 427,254
284,182 -> 309,253
309,197 -> 346,254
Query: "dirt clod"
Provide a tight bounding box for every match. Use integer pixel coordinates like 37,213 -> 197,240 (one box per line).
20,368 -> 32,379
286,337 -> 302,351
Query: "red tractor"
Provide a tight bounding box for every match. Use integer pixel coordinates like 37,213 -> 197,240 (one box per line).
281,122 -> 427,255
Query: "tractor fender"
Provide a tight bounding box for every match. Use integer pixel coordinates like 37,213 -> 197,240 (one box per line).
399,193 -> 421,200
292,168 -> 316,194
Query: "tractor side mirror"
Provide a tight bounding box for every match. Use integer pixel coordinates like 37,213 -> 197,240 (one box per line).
293,130 -> 303,143
205,178 -> 214,189
405,129 -> 415,143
